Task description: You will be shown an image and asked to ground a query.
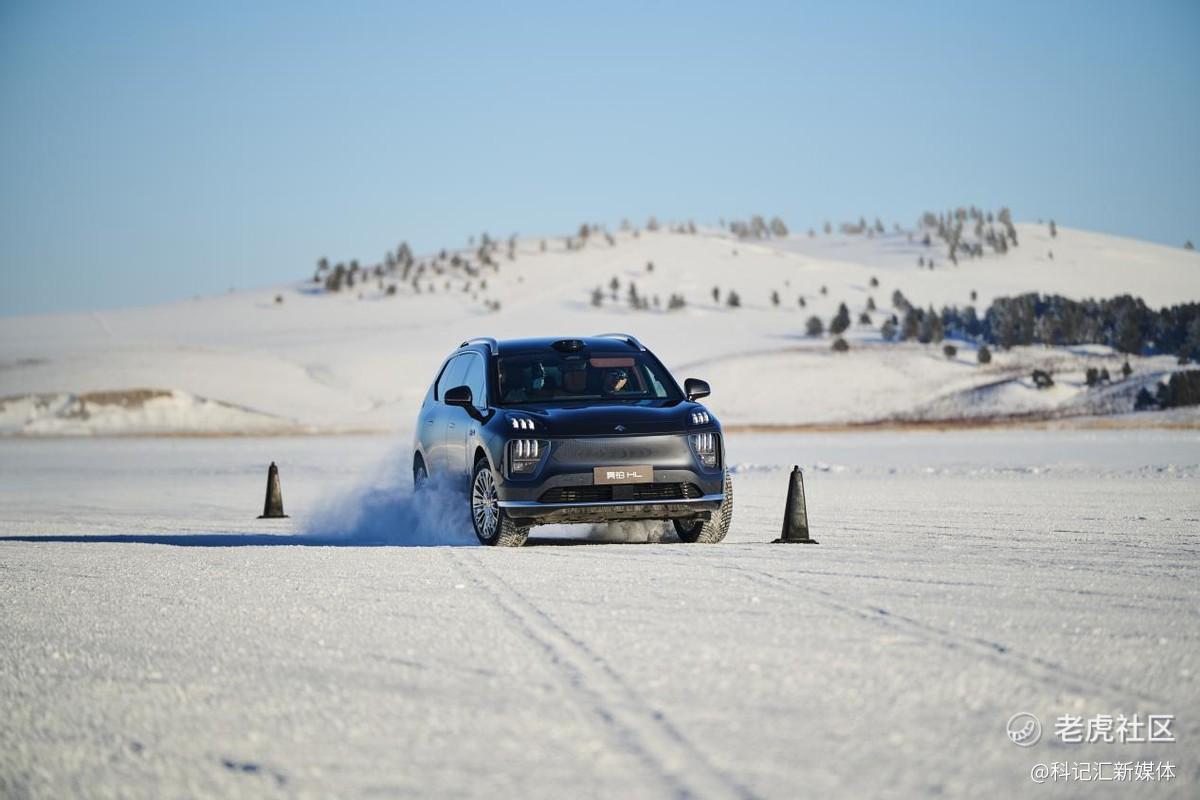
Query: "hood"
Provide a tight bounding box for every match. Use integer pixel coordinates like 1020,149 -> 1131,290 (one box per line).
504,399 -> 696,437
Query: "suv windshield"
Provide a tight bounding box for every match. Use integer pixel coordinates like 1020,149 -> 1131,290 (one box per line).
497,352 -> 681,405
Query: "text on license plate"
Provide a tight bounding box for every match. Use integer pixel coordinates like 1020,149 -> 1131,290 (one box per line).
593,466 -> 653,484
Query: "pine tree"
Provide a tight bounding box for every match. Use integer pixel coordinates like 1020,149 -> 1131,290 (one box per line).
830,303 -> 851,334
806,316 -> 824,336
929,307 -> 945,342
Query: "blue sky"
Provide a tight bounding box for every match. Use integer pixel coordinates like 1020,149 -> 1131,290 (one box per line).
1,0 -> 1197,316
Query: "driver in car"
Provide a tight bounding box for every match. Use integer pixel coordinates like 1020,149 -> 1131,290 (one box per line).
603,368 -> 630,394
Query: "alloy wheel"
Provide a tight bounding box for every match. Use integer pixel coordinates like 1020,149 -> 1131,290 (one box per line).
471,467 -> 500,541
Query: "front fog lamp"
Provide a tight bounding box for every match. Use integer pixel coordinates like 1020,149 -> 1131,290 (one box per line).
508,438 -> 547,474
689,432 -> 719,469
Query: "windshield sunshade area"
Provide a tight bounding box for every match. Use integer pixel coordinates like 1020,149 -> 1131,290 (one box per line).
497,352 -> 680,404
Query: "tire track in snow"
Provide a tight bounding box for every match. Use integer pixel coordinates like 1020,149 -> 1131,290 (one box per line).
537,546 -> 1165,707
721,561 -> 1166,707
450,550 -> 759,800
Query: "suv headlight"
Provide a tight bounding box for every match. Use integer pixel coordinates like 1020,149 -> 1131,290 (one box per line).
508,438 -> 549,475
688,432 -> 720,469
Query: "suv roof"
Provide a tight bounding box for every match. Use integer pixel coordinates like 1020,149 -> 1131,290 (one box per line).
457,335 -> 647,357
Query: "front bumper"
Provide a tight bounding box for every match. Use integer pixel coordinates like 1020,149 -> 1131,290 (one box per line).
498,433 -> 724,526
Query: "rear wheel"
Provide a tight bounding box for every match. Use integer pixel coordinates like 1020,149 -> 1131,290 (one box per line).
471,458 -> 529,547
674,471 -> 733,543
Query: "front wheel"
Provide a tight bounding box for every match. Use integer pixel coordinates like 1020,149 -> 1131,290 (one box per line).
470,458 -> 529,547
673,471 -> 733,543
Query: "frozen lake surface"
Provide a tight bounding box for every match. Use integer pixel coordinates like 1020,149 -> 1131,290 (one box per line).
2,430 -> 1198,797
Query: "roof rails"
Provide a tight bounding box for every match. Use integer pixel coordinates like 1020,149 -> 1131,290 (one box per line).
459,337 -> 499,355
594,332 -> 647,351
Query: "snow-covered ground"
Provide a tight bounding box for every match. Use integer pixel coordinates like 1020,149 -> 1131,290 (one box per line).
2,222 -> 1197,435
2,431 -> 1197,798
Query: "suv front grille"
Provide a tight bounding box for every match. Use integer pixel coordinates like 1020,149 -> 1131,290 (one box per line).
539,483 -> 702,504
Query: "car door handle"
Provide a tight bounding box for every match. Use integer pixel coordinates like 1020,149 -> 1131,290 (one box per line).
424,417 -> 433,424
448,422 -> 456,429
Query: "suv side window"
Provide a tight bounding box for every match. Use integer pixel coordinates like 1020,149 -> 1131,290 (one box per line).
435,355 -> 468,400
462,353 -> 488,410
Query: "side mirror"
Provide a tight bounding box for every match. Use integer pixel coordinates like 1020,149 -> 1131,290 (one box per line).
684,378 -> 711,401
444,385 -> 473,408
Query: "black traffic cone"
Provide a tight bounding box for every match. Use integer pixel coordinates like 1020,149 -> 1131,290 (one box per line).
773,465 -> 817,543
257,462 -> 289,519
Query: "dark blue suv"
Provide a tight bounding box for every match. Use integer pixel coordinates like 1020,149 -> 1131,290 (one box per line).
413,334 -> 731,546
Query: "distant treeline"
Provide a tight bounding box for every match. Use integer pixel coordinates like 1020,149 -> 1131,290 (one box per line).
890,293 -> 1200,359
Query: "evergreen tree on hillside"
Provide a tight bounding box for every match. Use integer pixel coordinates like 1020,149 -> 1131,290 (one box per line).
830,303 -> 851,334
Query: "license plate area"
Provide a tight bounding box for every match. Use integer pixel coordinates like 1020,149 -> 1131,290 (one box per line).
593,465 -> 653,484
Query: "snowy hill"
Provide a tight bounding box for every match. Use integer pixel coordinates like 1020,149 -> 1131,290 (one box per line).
1,221 -> 1198,436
